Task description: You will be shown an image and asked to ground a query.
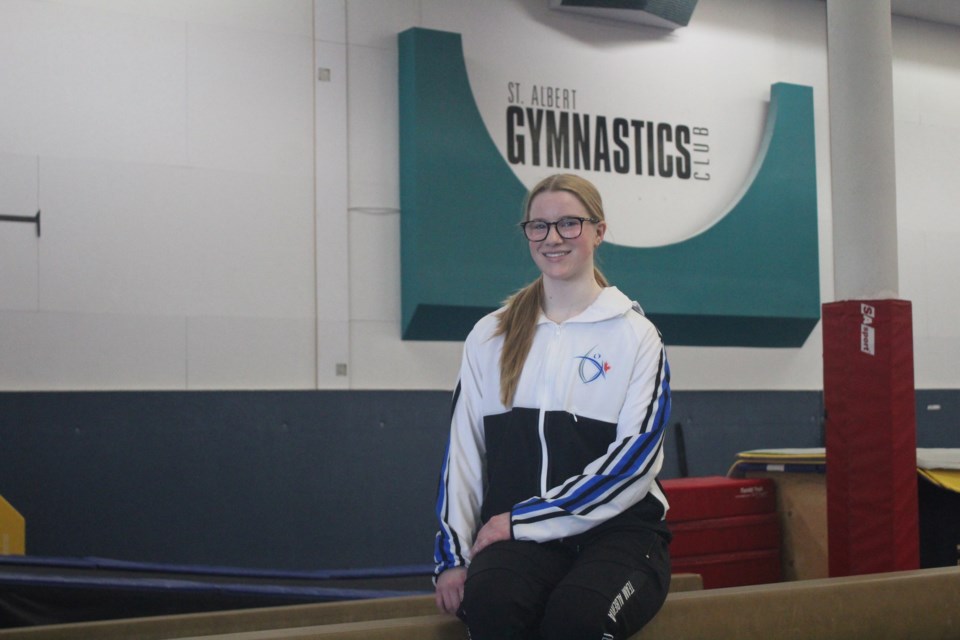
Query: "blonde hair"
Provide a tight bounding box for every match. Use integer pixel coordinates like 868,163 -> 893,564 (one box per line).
495,174 -> 609,406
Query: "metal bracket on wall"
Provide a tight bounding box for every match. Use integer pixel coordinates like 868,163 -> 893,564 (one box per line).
0,210 -> 41,237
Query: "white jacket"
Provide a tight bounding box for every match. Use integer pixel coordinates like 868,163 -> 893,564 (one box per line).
434,287 -> 671,576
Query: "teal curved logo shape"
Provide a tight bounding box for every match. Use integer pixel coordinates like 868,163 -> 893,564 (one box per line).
399,28 -> 819,347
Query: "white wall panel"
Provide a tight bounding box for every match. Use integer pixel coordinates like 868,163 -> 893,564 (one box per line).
38,157 -> 314,319
893,14 -> 960,388
0,2 -> 46,155
186,316 -> 315,389
0,227 -> 39,313
315,0 -> 347,43
178,168 -> 315,318
349,320 -> 461,390
39,0 -> 188,22
346,44 -> 400,217
915,337 -> 960,389
0,154 -> 38,216
187,23 -> 313,175
0,310 -> 186,390
894,123 -> 960,233
345,0 -> 419,49
896,228 -> 929,337
893,30 -> 925,125
185,0 -> 312,36
37,157 -> 197,316
667,328 -> 825,391
922,231 -> 960,340
47,0 -> 314,35
894,17 -> 960,130
348,208 -> 400,322
0,1 -> 185,164
41,3 -> 186,164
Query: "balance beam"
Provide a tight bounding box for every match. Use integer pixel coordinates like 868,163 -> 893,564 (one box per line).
0,576 -> 701,640
15,567 -> 955,640
0,595 -> 437,640
635,566 -> 960,640
180,567 -> 960,640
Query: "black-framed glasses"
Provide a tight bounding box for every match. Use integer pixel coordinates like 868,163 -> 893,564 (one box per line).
519,216 -> 600,242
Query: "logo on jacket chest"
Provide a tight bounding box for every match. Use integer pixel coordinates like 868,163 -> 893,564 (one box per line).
575,346 -> 611,384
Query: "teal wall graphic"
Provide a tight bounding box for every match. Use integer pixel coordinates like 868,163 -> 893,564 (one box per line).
550,0 -> 699,29
399,28 -> 820,347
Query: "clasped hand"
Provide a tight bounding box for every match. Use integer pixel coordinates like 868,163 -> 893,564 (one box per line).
435,512 -> 511,614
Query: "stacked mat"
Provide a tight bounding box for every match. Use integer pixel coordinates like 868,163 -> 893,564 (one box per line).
662,476 -> 781,589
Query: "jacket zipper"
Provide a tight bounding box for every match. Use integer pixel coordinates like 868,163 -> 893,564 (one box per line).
538,323 -> 563,494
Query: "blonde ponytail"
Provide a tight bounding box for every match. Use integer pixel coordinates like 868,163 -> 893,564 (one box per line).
495,277 -> 544,407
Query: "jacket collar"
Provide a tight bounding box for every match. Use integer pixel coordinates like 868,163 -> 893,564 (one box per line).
537,286 -> 639,325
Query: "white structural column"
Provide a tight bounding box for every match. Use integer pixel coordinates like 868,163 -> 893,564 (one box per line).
826,0 -> 899,300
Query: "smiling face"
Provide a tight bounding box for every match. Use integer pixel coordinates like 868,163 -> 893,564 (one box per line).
525,189 -> 606,285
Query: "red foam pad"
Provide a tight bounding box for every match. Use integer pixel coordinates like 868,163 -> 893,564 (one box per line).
671,548 -> 781,589
662,476 -> 776,522
669,512 -> 780,558
822,300 -> 919,576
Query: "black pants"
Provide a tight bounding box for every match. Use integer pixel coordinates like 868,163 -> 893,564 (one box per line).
459,527 -> 670,640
